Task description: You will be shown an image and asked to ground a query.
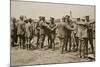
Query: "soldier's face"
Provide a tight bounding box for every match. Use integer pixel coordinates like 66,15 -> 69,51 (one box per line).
86,18 -> 89,21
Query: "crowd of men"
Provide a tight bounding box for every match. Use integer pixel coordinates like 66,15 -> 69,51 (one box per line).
11,15 -> 95,59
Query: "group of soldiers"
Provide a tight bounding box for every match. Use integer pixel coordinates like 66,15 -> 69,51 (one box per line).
11,15 -> 95,58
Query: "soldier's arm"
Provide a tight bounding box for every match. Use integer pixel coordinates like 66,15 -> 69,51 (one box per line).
51,24 -> 57,31
65,24 -> 74,31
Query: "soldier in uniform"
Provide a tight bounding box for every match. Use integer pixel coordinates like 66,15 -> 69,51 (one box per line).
17,16 -> 25,49
36,16 -> 42,48
25,18 -> 33,50
57,16 -> 74,54
48,17 -> 57,50
11,17 -> 18,47
85,16 -> 95,54
76,18 -> 89,58
65,15 -> 73,52
38,16 -> 47,49
75,18 -> 81,51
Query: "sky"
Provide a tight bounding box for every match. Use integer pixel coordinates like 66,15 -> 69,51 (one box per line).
11,0 -> 95,19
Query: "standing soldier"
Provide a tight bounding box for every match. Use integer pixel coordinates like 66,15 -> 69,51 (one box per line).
48,17 -> 57,50
38,16 -> 47,49
36,16 -> 42,48
24,18 -> 32,50
85,16 -> 95,54
17,16 -> 25,49
57,16 -> 74,54
11,17 -> 18,47
76,18 -> 89,58
75,18 -> 81,51
65,15 -> 73,52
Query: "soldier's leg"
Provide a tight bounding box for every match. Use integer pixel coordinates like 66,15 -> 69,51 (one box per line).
84,38 -> 88,58
52,35 -> 56,51
89,31 -> 94,54
39,34 -> 44,48
82,39 -> 86,58
28,36 -> 31,50
17,35 -> 20,48
11,35 -> 14,47
48,35 -> 52,48
23,35 -> 25,49
28,38 -> 30,50
26,37 -> 28,50
65,37 -> 68,51
60,39 -> 65,54
69,36 -> 72,52
41,34 -> 45,48
80,40 -> 82,58
48,35 -> 50,48
88,29 -> 94,54
75,37 -> 79,51
19,35 -> 22,49
36,33 -> 40,48
21,35 -> 23,49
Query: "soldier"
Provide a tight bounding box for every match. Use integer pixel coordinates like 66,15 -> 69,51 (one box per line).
25,18 -> 33,50
75,18 -> 81,51
11,17 -> 18,47
65,15 -> 73,52
57,16 -> 74,54
36,16 -> 42,48
48,17 -> 57,50
85,16 -> 95,54
38,16 -> 47,49
76,18 -> 89,58
17,16 -> 25,49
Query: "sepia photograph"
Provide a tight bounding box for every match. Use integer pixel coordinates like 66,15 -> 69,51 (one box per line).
10,0 -> 95,66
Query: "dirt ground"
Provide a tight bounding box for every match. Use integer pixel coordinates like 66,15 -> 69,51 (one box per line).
10,37 -> 95,66
11,47 -> 94,66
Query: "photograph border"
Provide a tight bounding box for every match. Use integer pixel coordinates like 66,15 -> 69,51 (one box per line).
10,0 -> 96,67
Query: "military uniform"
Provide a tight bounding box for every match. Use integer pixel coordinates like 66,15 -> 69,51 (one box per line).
17,20 -> 25,49
57,22 -> 74,53
48,21 -> 57,50
76,19 -> 88,58
38,20 -> 47,48
25,21 -> 32,50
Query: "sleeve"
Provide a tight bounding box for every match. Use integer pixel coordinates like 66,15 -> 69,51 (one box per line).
51,24 -> 57,31
65,23 -> 74,31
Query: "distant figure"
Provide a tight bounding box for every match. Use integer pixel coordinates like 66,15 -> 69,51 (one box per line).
17,16 -> 25,49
